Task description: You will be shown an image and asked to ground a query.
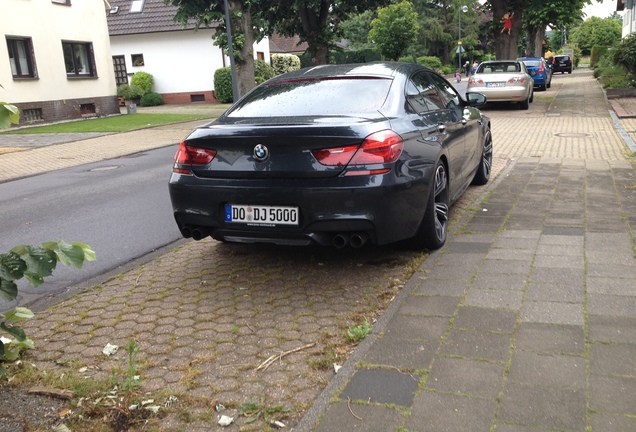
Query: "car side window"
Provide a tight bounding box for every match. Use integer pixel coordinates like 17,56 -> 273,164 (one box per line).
426,72 -> 463,122
406,78 -> 430,114
410,72 -> 446,112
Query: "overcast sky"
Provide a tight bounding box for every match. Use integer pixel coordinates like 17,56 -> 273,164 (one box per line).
582,0 -> 620,18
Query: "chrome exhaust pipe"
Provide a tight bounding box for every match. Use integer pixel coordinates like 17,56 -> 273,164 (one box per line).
332,234 -> 350,249
350,233 -> 368,248
191,227 -> 210,241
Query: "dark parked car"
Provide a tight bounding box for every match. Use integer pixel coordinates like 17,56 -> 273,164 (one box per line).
169,62 -> 492,250
518,57 -> 552,90
551,55 -> 573,74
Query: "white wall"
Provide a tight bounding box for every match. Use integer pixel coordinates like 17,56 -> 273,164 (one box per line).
0,0 -> 116,103
110,30 -> 271,94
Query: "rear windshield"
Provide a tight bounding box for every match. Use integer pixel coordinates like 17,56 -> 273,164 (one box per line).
226,77 -> 392,118
556,56 -> 570,61
521,60 -> 540,67
477,63 -> 520,73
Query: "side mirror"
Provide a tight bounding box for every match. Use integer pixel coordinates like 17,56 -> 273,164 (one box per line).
465,92 -> 487,107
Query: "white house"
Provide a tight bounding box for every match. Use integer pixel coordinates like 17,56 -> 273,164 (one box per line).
617,0 -> 636,37
106,0 -> 270,104
0,0 -> 120,125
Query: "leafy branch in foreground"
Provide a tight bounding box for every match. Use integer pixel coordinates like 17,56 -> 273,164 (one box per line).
0,241 -> 95,375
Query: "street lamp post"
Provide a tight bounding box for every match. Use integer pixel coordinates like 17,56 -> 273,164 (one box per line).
458,5 -> 468,76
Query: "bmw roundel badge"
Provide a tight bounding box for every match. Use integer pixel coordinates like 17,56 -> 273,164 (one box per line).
253,144 -> 269,161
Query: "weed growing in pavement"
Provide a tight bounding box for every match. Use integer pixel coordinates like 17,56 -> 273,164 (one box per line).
121,340 -> 141,391
346,320 -> 372,343
240,398 -> 291,424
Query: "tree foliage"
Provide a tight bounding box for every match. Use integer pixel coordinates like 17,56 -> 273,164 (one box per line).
0,84 -> 19,129
570,16 -> 622,54
368,1 -> 419,61
261,0 -> 390,66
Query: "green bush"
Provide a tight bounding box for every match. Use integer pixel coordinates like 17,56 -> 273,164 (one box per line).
613,33 -> 636,77
441,65 -> 456,75
271,53 -> 302,74
139,92 -> 163,107
416,56 -> 443,71
130,71 -> 153,95
255,59 -> 276,84
590,45 -> 608,68
214,67 -> 234,103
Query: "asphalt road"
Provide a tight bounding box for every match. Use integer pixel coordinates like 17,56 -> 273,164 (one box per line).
0,145 -> 184,312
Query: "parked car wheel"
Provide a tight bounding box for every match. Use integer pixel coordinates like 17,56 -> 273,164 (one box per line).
519,96 -> 529,110
529,89 -> 534,103
471,131 -> 492,186
409,161 -> 449,250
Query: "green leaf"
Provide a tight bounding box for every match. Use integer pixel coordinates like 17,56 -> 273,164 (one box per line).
1,322 -> 27,342
0,102 -> 20,129
0,279 -> 18,302
50,241 -> 94,269
0,252 -> 27,281
3,307 -> 34,322
20,246 -> 57,283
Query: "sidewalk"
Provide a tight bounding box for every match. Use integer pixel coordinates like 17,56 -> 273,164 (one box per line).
1,69 -> 636,431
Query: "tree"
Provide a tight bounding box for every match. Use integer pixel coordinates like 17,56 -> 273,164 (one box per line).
262,0 -> 390,66
166,0 -> 259,98
523,0 -> 587,57
368,1 -> 419,61
341,10 -> 376,51
485,0 -> 599,59
570,16 -> 622,54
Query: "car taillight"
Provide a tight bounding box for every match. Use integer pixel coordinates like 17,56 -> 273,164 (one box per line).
538,63 -> 545,74
508,77 -> 525,83
469,78 -> 484,85
172,141 -> 217,174
312,130 -> 403,167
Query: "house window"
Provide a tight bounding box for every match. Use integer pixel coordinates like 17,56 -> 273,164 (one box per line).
131,54 -> 144,67
62,41 -> 96,77
113,56 -> 128,85
6,37 -> 37,78
257,52 -> 265,61
80,103 -> 96,115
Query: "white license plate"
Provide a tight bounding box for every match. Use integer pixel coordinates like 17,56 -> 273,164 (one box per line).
225,204 -> 299,225
486,82 -> 505,88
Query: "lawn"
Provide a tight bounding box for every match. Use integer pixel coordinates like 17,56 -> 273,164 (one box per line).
1,113 -> 214,134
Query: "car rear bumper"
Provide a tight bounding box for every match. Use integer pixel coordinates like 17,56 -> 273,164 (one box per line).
467,86 -> 529,102
169,169 -> 434,247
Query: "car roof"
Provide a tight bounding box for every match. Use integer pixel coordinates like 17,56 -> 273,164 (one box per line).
267,62 -> 431,82
518,57 -> 543,61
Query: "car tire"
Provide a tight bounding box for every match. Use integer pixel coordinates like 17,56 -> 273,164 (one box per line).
547,80 -> 551,89
471,130 -> 492,186
520,96 -> 529,110
409,160 -> 449,250
540,84 -> 546,91
529,90 -> 534,103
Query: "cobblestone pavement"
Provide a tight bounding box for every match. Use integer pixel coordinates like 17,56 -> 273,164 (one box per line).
1,69 -> 635,431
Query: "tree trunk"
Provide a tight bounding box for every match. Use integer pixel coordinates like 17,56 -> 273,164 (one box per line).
298,0 -> 330,65
234,1 -> 255,97
492,0 -> 524,60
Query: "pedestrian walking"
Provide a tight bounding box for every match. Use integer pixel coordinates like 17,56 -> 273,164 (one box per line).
455,70 -> 462,83
464,61 -> 470,77
472,60 -> 479,75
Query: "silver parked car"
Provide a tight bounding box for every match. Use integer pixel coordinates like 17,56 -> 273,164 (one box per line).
467,60 -> 534,109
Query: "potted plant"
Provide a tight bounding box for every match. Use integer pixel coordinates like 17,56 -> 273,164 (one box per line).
116,84 -> 143,114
